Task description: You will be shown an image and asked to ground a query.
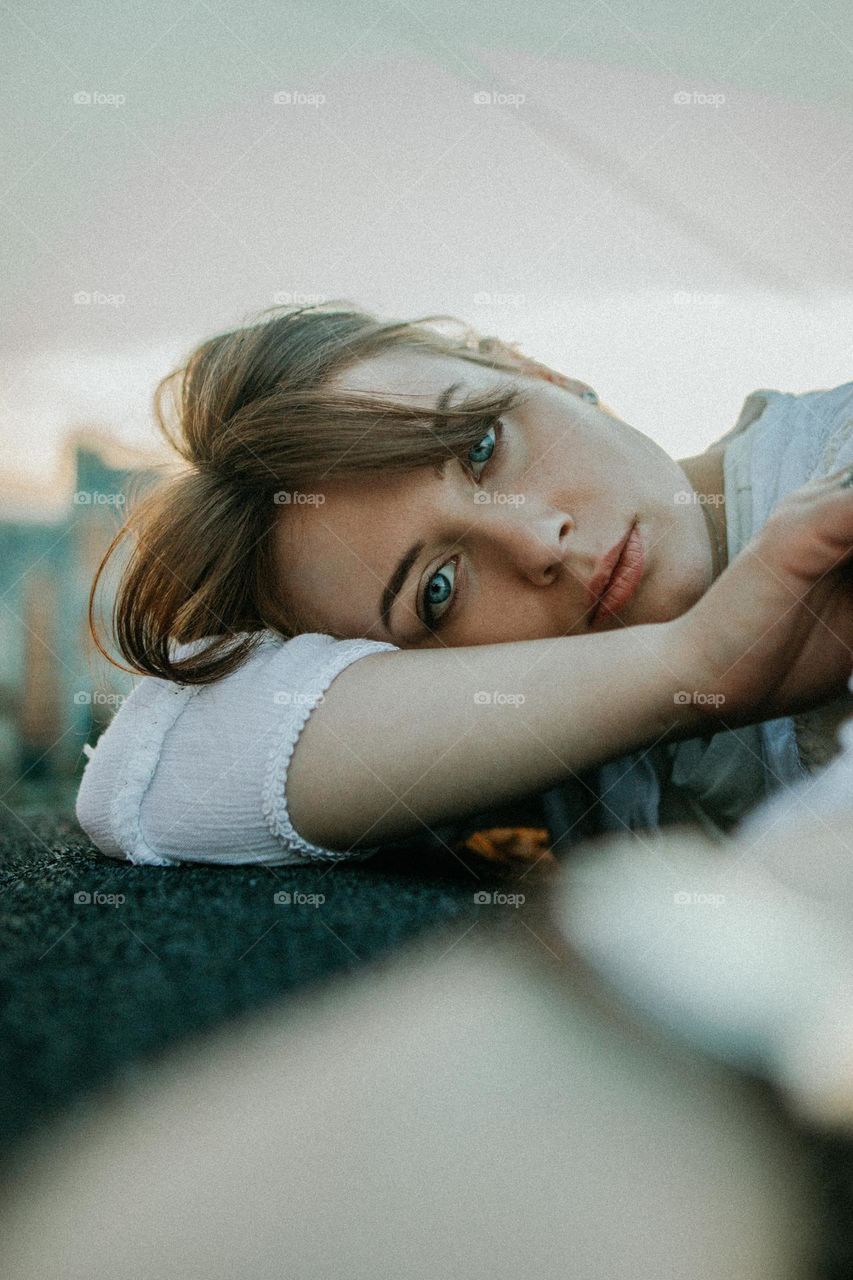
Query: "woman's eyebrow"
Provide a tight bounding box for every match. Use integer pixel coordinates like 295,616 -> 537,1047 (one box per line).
379,539 -> 426,633
377,381 -> 463,635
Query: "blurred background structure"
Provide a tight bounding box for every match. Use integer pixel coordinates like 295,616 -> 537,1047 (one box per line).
0,438 -> 155,779
1,0 -> 851,782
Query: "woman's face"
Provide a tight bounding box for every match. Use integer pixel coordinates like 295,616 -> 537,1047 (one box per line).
273,347 -> 714,649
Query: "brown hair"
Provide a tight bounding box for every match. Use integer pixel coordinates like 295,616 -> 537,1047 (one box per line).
90,300 -> 536,685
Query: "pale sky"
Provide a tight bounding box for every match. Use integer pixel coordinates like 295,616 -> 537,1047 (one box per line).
2,1 -> 852,497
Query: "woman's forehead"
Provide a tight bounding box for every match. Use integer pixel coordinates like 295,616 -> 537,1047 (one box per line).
272,453 -> 434,638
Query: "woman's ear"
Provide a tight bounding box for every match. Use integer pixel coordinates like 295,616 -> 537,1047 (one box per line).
475,336 -> 601,406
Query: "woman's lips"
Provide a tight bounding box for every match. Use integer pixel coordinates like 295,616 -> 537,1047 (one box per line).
588,521 -> 645,626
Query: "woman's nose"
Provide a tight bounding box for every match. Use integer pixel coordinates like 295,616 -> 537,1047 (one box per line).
484,505 -> 575,585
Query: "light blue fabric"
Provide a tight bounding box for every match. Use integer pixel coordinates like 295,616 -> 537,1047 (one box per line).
594,380 -> 853,841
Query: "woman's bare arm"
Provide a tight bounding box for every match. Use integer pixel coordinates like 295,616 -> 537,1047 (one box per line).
288,469 -> 853,851
287,623 -> 696,850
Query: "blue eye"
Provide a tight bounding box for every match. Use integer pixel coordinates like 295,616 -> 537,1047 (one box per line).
422,559 -> 457,627
419,421 -> 503,630
467,423 -> 497,477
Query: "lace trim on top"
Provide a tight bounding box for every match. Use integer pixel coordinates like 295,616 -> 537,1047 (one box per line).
261,637 -> 399,862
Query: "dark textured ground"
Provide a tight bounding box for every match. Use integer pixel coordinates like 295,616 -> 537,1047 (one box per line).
0,779 -> 541,1166
3,781 -> 853,1277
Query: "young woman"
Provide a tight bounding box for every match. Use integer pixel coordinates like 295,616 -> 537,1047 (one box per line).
76,303 -> 853,866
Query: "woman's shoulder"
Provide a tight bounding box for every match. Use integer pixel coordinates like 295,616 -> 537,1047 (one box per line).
75,628 -> 400,867
746,380 -> 853,504
708,380 -> 853,543
82,627 -> 401,772
705,390 -> 772,453
707,380 -> 853,460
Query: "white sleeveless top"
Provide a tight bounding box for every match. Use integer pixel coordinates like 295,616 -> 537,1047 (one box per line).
76,633 -> 399,866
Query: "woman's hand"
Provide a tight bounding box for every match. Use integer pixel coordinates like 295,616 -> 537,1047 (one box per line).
670,466 -> 853,726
